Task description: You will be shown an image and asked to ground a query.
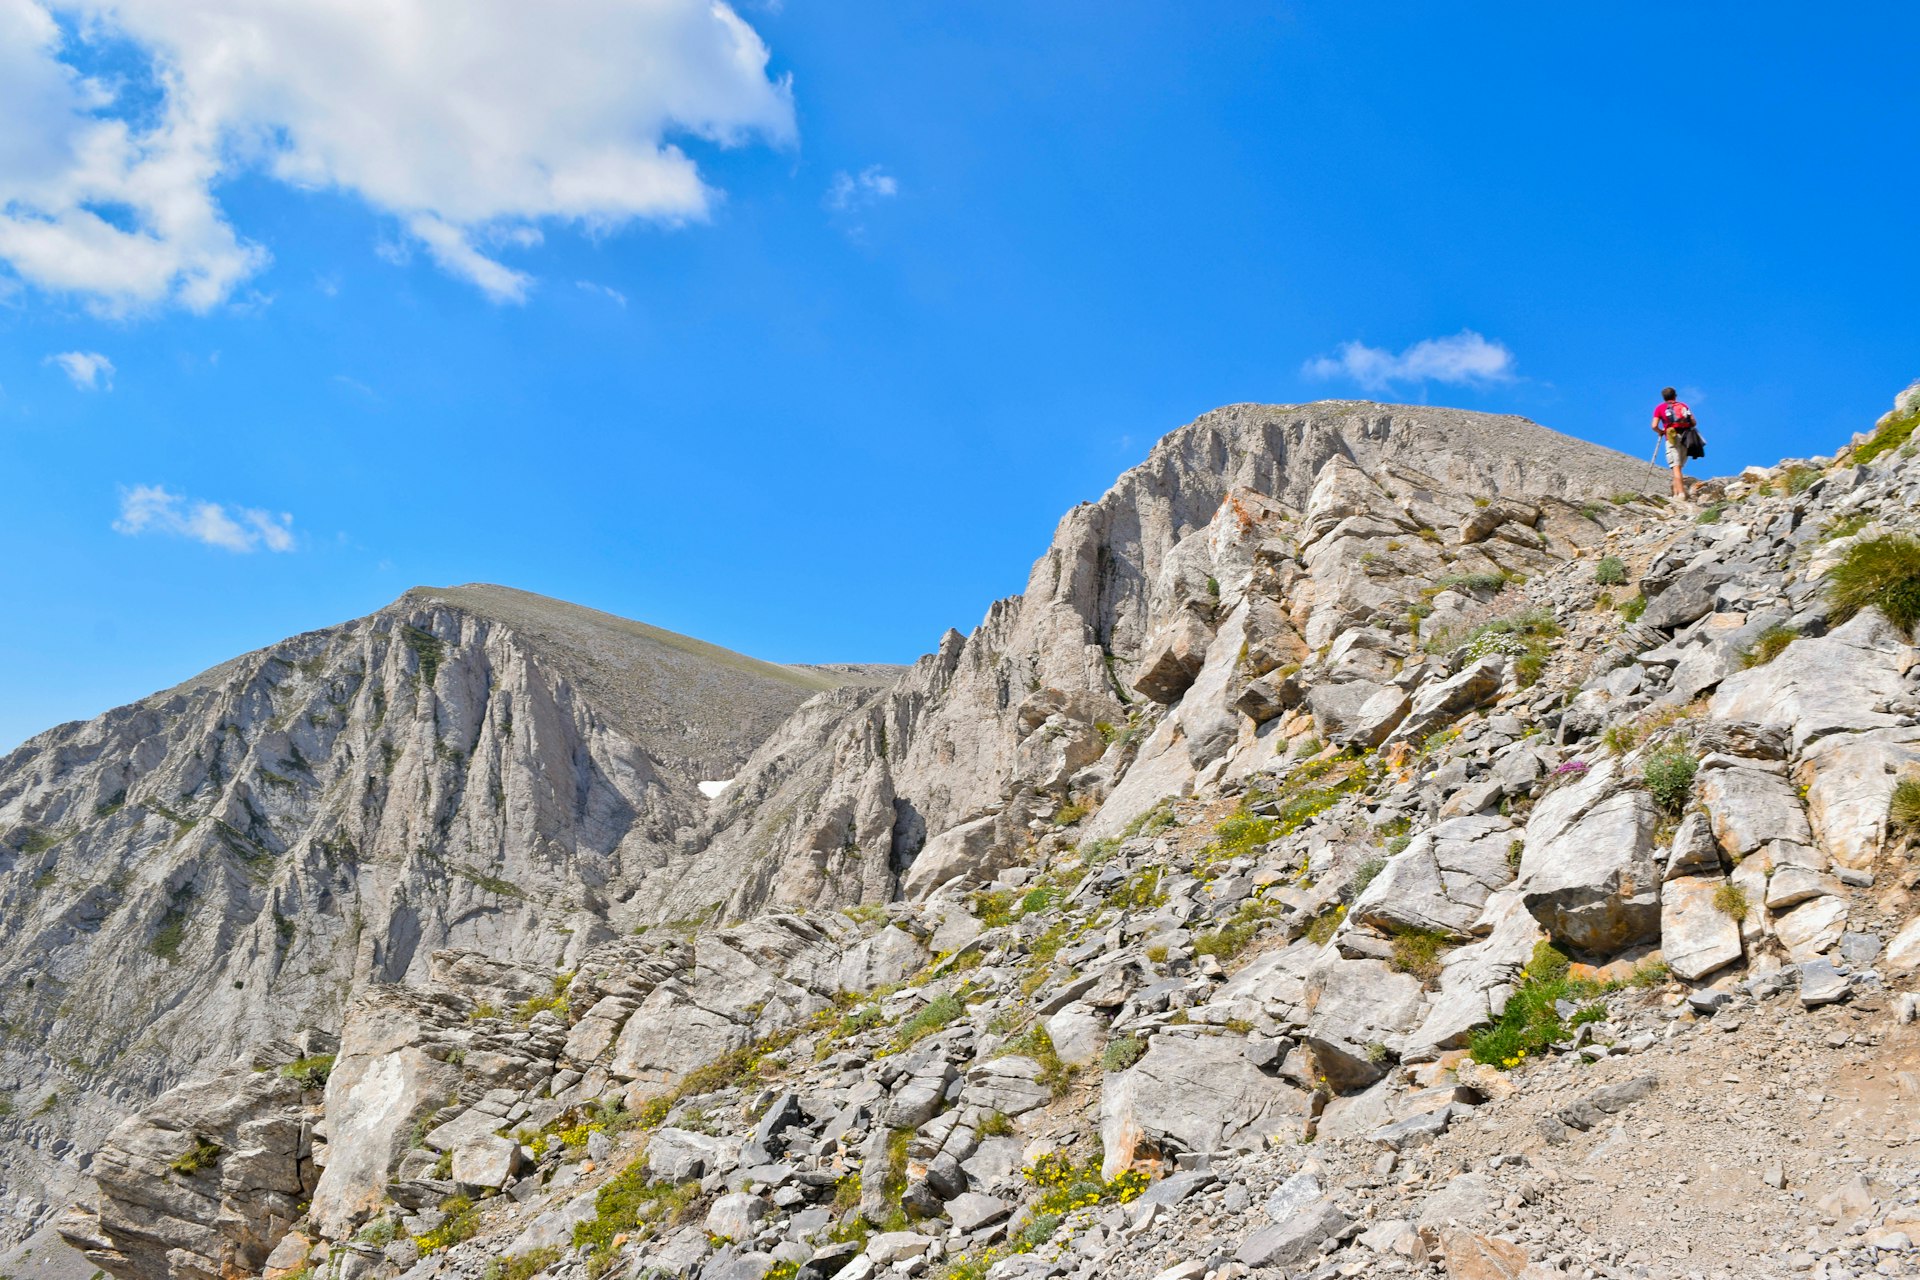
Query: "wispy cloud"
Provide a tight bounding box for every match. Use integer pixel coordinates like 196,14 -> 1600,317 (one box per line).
46,350 -> 114,390
825,165 -> 898,213
576,280 -> 628,307
113,484 -> 295,553
1304,330 -> 1515,392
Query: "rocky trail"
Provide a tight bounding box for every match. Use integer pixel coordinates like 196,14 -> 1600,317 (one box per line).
10,387 -> 1920,1280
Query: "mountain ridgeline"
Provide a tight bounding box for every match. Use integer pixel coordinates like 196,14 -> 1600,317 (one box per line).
30,392 -> 1914,1280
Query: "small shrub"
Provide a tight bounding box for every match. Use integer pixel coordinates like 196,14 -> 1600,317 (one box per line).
1579,502 -> 1605,522
976,1110 -> 1015,1137
1434,570 -> 1511,596
1779,465 -> 1820,496
1051,801 -> 1088,827
1642,748 -> 1698,814
482,1248 -> 566,1280
1303,903 -> 1346,946
1469,941 -> 1600,1069
1738,625 -> 1798,669
1626,958 -> 1671,989
1617,594 -> 1648,622
1349,857 -> 1387,898
1386,927 -> 1450,985
1120,800 -> 1178,840
1594,556 -> 1627,586
1079,836 -> 1122,863
168,1136 -> 221,1176
1823,511 -> 1872,542
1889,775 -> 1920,831
1206,810 -> 1280,860
971,890 -> 1017,928
1827,534 -> 1920,635
1601,723 -> 1641,755
1101,1035 -> 1145,1072
1105,866 -> 1166,911
1609,491 -> 1641,505
1712,880 -> 1750,920
1694,500 -> 1728,525
279,1054 -> 335,1090
1854,407 -> 1920,465
891,993 -> 965,1052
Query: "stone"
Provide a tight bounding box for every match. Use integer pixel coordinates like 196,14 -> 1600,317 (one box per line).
946,1193 -> 1013,1234
706,1192 -> 768,1241
1640,561 -> 1733,630
1349,814 -> 1516,938
863,1231 -> 933,1266
1043,1003 -> 1105,1067
1100,1035 -> 1302,1179
1775,895 -> 1850,960
1138,1169 -> 1218,1207
1233,1197 -> 1347,1269
1512,758 -> 1660,955
1886,917 -> 1920,973
1663,811 -> 1722,880
1711,609 -> 1916,752
1388,657 -> 1506,745
1436,1230 -> 1548,1280
835,927 -> 926,993
609,983 -> 755,1099
1798,960 -> 1851,1008
1801,731 -> 1920,869
1367,1108 -> 1451,1150
450,1135 -> 520,1191
649,1128 -> 742,1182
961,1056 -> 1050,1117
1764,865 -> 1844,910
1659,874 -> 1743,982
1302,957 -> 1426,1089
901,814 -> 1013,899
1132,613 -> 1214,704
1698,765 -> 1814,863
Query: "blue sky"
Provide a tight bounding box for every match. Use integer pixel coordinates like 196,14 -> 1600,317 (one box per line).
2,3 -> 1917,751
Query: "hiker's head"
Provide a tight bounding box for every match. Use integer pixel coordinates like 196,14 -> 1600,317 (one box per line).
1661,387 -> 1678,402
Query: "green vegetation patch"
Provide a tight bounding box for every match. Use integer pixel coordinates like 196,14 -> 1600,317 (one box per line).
402,624 -> 448,684
1468,942 -> 1604,1069
1854,407 -> 1920,466
279,1055 -> 335,1090
1642,747 -> 1699,814
571,1161 -> 701,1275
890,992 -> 967,1053
1594,556 -> 1627,586
1738,625 -> 1799,669
168,1136 -> 221,1177
1890,775 -> 1920,832
1828,534 -> 1920,635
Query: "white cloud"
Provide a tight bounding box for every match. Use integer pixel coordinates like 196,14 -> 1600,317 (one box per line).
825,165 -> 898,213
45,349 -> 113,389
1304,330 -> 1516,392
577,280 -> 629,307
112,483 -> 295,552
0,0 -> 795,312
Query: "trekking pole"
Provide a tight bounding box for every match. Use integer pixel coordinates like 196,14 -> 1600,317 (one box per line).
1650,437 -> 1661,466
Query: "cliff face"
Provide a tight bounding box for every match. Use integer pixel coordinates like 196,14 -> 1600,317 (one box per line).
680,401 -> 1665,922
0,584 -> 888,1256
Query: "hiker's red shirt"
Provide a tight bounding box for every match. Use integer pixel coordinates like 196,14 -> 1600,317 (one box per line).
1652,401 -> 1692,435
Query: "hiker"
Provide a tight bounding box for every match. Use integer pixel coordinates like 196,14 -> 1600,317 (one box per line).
1652,387 -> 1702,500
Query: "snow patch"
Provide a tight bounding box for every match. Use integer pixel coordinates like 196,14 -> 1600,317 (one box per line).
698,780 -> 733,799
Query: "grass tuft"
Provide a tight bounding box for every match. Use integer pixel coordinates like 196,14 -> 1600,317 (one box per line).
1827,534 -> 1920,635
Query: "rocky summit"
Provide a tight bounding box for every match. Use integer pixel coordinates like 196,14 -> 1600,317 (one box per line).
8,389 -> 1920,1280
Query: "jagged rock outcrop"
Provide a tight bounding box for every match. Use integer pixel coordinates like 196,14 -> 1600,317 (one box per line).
0,585 -> 891,1258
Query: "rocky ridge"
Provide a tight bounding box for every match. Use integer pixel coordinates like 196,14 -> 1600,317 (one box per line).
17,384 -> 1920,1280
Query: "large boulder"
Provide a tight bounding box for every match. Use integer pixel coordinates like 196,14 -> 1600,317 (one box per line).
901,814 -> 1012,899
1100,1035 -> 1302,1179
1300,957 -> 1427,1090
1659,875 -> 1743,981
1403,892 -> 1544,1058
1132,613 -> 1215,704
1511,759 -> 1661,955
1349,815 -> 1516,938
1387,657 -> 1506,746
1710,609 -> 1917,751
609,983 -> 755,1099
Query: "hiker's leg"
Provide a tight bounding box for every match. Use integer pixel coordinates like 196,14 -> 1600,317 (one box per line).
1670,458 -> 1686,499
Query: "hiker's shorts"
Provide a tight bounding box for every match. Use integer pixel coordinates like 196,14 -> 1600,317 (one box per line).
1665,435 -> 1685,467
